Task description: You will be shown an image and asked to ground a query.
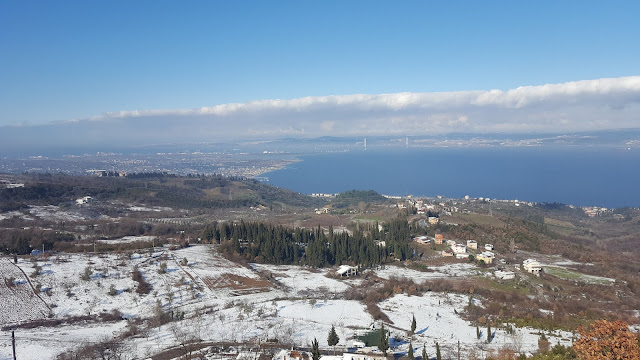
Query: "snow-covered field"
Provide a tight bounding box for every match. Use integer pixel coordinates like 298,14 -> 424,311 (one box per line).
375,263 -> 479,281
0,205 -> 107,223
0,246 -> 571,359
0,260 -> 49,325
379,293 -> 573,358
96,235 -> 157,244
251,263 -> 361,296
28,205 -> 88,222
128,205 -> 173,212
0,210 -> 32,222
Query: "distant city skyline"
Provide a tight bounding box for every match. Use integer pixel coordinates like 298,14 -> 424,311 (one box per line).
1,1 -> 639,129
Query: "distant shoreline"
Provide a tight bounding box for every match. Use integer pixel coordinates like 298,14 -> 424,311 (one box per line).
244,158 -> 302,179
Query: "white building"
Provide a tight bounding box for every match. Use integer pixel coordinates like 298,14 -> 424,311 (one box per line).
336,265 -> 358,277
413,236 -> 430,244
495,270 -> 515,280
451,243 -> 467,254
75,196 -> 94,205
466,240 -> 478,250
523,259 -> 542,276
484,244 -> 494,251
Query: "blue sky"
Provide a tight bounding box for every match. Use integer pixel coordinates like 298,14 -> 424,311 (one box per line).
0,0 -> 639,128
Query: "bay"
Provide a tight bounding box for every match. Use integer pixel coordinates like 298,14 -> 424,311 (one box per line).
263,147 -> 640,208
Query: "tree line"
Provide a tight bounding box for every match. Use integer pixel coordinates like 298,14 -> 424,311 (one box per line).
209,218 -> 413,267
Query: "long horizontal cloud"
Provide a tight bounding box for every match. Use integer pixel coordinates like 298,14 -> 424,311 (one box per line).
2,76 -> 640,151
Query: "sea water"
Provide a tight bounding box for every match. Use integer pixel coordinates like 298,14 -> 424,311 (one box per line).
264,147 -> 640,208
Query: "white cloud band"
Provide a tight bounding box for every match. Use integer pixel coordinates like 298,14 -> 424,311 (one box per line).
3,76 -> 640,150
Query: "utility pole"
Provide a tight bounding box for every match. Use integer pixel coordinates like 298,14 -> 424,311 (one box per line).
12,330 -> 16,360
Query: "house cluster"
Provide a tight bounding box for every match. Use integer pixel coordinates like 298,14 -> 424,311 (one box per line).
381,194 -> 402,200
311,193 -> 337,198
437,237 -> 495,264
315,205 -> 333,214
581,206 -> 611,217
415,200 -> 434,215
397,198 -> 439,214
495,258 -> 542,279
87,169 -> 126,177
492,198 -> 535,207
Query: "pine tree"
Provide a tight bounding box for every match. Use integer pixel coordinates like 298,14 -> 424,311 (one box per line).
408,341 -> 414,360
328,325 -> 339,354
312,338 -> 321,360
435,342 -> 441,360
379,323 -> 390,356
421,344 -> 428,360
411,314 -> 417,335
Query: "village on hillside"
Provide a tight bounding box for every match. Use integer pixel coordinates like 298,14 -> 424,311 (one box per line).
0,174 -> 638,359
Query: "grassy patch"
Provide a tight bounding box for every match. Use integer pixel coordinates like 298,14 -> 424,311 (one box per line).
543,217 -> 587,236
474,276 -> 529,295
353,216 -> 386,222
544,266 -> 614,285
407,262 -> 430,272
453,213 -> 505,227
543,217 -> 576,228
544,266 -> 582,280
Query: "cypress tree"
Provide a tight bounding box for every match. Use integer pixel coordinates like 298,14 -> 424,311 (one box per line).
435,342 -> 441,360
312,338 -> 320,360
408,341 -> 414,360
411,314 -> 417,335
421,344 -> 428,360
328,325 -> 339,354
487,325 -> 492,343
379,323 -> 390,356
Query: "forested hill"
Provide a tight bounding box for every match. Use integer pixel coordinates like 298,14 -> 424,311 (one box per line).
0,173 -> 324,211
332,190 -> 387,208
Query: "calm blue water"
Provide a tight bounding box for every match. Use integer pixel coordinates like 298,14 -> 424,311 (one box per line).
264,147 -> 640,208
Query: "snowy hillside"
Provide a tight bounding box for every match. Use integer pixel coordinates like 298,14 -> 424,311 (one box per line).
0,246 -> 572,359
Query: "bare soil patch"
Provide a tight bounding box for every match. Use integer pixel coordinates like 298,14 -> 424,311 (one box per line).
203,273 -> 272,291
